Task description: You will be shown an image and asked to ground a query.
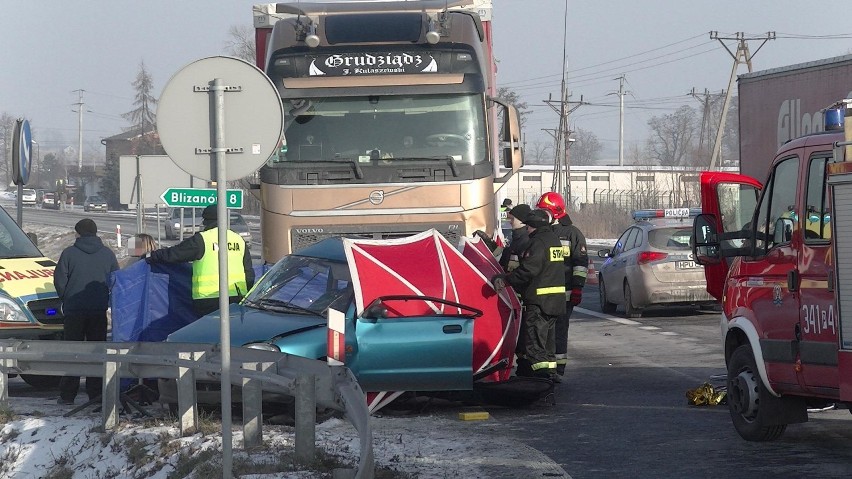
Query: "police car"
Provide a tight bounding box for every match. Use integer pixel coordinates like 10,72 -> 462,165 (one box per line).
597,208 -> 716,318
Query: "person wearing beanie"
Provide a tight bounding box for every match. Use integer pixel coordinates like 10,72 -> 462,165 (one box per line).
54,218 -> 119,405
491,208 -> 565,380
146,204 -> 255,317
499,204 -> 532,272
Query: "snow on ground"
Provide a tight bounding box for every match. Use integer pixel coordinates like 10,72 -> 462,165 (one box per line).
1,390 -> 567,478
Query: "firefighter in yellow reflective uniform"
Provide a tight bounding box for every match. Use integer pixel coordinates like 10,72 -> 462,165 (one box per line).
147,204 -> 255,317
492,209 -> 566,379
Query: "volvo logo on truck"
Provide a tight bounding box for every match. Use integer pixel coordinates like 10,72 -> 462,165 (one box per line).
295,228 -> 325,234
369,190 -> 385,205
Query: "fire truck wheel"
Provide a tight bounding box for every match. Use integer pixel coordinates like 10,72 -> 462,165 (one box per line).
623,282 -> 642,318
727,345 -> 787,441
598,278 -> 617,314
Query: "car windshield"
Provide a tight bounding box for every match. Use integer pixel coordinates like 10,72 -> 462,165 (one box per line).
269,93 -> 487,166
244,254 -> 353,315
648,227 -> 692,250
23,190 -> 36,196
88,196 -> 103,202
0,206 -> 44,258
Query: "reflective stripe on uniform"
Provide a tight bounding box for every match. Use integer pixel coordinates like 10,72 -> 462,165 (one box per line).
536,286 -> 566,295
555,353 -> 568,365
573,266 -> 588,278
531,361 -> 557,371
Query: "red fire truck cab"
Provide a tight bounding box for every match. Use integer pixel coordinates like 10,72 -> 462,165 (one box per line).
692,101 -> 852,441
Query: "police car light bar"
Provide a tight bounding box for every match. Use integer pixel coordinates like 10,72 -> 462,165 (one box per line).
632,208 -> 702,221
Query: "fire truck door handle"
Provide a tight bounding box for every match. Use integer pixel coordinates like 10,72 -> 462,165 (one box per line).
828,270 -> 835,292
787,270 -> 799,292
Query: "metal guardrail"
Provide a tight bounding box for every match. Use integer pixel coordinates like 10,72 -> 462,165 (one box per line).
0,339 -> 374,479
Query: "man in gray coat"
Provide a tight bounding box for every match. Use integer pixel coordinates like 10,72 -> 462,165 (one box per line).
54,218 -> 118,405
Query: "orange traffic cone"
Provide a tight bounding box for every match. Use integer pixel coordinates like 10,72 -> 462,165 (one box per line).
586,259 -> 598,285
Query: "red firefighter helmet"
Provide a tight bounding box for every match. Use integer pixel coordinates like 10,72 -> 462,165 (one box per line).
536,191 -> 567,219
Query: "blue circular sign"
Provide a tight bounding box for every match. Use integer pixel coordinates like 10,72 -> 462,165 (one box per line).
11,119 -> 32,185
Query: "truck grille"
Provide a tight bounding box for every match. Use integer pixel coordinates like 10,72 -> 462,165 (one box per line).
27,298 -> 64,325
292,223 -> 463,252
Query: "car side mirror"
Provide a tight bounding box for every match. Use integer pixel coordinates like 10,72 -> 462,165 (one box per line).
692,213 -> 721,265
597,249 -> 610,258
362,301 -> 388,321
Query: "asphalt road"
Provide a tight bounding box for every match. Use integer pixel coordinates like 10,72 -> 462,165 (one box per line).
481,284 -> 852,479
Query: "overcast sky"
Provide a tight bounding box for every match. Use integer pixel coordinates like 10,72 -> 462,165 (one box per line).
2,0 -> 851,162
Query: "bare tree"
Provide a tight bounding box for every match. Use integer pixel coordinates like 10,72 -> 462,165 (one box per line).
570,127 -> 602,166
625,143 -> 645,165
646,105 -> 698,166
525,140 -> 552,165
496,87 -> 530,132
226,24 -> 256,64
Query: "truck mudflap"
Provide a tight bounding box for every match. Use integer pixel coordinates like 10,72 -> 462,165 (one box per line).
840,352 -> 852,402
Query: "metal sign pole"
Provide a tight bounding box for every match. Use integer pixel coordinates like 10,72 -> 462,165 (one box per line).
211,77 -> 233,479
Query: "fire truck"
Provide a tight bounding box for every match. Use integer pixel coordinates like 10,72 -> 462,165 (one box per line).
692,101 -> 852,441
252,1 -> 522,263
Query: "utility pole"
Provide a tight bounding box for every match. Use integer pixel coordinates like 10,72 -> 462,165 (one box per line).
709,31 -> 775,169
544,91 -> 584,204
72,89 -> 85,172
608,75 -> 629,166
689,87 -> 724,158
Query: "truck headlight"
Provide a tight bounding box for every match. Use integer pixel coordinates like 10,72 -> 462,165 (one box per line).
0,296 -> 28,322
173,222 -> 181,228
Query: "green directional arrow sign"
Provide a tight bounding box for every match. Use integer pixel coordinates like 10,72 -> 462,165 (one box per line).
160,187 -> 243,209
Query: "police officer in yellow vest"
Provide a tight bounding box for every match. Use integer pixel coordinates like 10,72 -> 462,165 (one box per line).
146,204 -> 255,317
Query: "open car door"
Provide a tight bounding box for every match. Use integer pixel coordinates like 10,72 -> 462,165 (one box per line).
342,230 -> 519,408
693,171 -> 762,300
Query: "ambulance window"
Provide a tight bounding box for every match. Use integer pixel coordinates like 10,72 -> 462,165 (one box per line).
754,156 -> 799,254
804,156 -> 830,242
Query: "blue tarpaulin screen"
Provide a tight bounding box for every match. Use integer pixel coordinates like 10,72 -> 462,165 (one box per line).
110,261 -> 198,343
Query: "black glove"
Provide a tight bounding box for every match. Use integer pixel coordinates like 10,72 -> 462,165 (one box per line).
474,230 -> 498,253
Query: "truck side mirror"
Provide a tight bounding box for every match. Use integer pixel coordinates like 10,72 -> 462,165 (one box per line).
490,97 -> 523,172
692,214 -> 720,265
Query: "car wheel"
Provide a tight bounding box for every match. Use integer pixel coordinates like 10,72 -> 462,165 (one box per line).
727,345 -> 787,441
598,276 -> 617,314
623,282 -> 642,318
21,373 -> 61,390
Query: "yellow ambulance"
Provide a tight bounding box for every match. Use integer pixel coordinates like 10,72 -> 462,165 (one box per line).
0,205 -> 63,388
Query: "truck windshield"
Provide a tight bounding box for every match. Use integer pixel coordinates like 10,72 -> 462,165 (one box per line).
270,93 -> 487,166
0,207 -> 44,258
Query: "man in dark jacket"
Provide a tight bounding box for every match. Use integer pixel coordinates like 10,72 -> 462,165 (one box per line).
54,218 -> 119,405
146,204 -> 255,317
493,209 -> 566,379
499,203 -> 532,271
536,192 -> 589,380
